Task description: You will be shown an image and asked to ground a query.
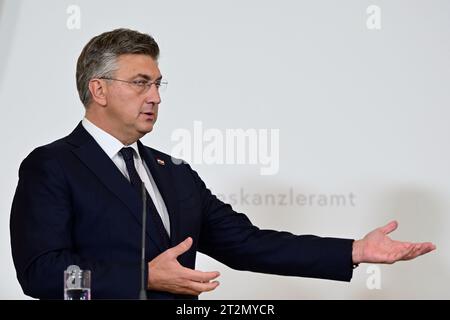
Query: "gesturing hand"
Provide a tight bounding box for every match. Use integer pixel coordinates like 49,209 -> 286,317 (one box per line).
147,237 -> 220,296
352,221 -> 436,265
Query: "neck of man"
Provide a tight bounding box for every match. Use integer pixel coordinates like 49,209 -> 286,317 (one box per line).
84,109 -> 142,146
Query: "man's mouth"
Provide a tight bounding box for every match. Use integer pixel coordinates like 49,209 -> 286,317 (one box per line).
141,112 -> 155,120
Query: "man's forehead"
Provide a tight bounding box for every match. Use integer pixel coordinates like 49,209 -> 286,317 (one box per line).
116,54 -> 161,78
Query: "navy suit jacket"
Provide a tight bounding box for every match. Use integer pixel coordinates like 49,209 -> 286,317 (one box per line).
10,123 -> 354,299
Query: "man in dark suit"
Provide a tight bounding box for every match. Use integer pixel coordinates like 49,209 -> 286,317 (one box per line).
10,28 -> 436,299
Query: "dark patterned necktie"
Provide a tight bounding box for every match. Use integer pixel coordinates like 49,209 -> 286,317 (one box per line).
119,147 -> 170,249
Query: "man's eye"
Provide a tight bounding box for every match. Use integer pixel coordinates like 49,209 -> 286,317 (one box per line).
133,80 -> 148,86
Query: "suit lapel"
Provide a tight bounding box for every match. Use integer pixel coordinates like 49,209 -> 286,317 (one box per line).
138,141 -> 180,248
66,123 -> 167,253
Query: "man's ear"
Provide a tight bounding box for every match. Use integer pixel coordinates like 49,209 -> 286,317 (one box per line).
88,79 -> 108,106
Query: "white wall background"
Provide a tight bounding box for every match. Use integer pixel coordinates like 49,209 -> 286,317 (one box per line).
0,0 -> 449,299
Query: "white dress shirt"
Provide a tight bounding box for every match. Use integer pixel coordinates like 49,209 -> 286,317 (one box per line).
82,117 -> 171,236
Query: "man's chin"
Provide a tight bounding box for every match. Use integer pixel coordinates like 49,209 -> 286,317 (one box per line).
137,122 -> 155,135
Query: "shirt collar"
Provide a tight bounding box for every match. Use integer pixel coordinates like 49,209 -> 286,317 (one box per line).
81,117 -> 140,160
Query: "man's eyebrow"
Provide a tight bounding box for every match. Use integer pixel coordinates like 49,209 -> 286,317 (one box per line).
134,73 -> 163,81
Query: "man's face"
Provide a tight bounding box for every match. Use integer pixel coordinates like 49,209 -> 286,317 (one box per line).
103,54 -> 162,141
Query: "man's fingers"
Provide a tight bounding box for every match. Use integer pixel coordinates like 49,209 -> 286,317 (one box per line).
400,244 -> 415,259
380,220 -> 398,235
172,270 -> 220,296
187,280 -> 220,294
174,280 -> 220,296
421,242 -> 437,251
183,267 -> 221,282
388,243 -> 413,263
169,237 -> 193,257
403,244 -> 423,260
417,245 -> 435,256
405,243 -> 436,260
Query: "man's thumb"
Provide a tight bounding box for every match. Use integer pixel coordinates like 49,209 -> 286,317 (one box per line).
380,220 -> 398,235
171,237 -> 193,257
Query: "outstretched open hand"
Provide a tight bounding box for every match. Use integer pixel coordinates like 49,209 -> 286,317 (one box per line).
352,221 -> 436,264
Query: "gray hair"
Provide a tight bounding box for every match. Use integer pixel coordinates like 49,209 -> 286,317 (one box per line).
76,28 -> 160,107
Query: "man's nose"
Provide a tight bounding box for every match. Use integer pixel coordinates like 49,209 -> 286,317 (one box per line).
144,83 -> 161,105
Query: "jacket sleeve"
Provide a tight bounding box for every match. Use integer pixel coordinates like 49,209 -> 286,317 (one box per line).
190,165 -> 355,282
10,147 -> 144,299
